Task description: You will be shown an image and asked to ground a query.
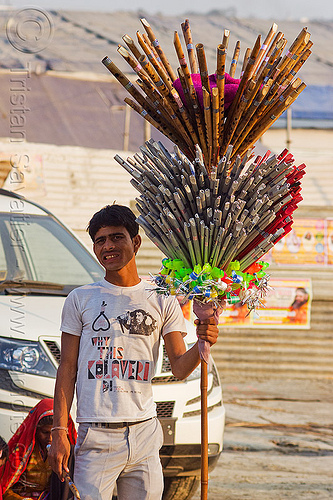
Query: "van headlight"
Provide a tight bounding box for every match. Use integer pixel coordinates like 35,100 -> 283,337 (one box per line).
0,337 -> 57,377
186,362 -> 213,382
186,364 -> 202,381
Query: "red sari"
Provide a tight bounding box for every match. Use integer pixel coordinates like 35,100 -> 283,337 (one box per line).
1,399 -> 76,499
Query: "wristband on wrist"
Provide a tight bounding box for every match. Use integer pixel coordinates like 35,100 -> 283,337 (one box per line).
51,426 -> 68,434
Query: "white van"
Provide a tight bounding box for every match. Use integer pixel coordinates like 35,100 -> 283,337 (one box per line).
0,188 -> 225,500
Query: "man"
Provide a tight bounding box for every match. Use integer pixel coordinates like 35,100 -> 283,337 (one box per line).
286,287 -> 309,324
48,204 -> 220,500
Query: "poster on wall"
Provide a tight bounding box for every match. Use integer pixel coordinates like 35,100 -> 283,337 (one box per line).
327,219 -> 333,265
270,219 -> 326,266
218,278 -> 312,329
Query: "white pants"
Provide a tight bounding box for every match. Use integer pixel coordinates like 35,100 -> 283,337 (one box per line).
74,418 -> 164,500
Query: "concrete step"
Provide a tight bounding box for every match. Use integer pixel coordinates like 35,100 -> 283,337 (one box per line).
217,335 -> 333,345
216,360 -> 333,374
213,350 -> 333,364
217,365 -> 333,380
219,329 -> 333,340
214,342 -> 333,354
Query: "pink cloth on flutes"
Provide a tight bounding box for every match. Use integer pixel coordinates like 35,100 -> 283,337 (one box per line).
173,73 -> 240,112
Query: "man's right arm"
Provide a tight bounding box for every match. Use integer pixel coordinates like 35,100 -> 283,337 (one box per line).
48,332 -> 80,480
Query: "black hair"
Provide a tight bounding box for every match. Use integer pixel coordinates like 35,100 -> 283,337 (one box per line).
0,436 -> 8,461
130,309 -> 146,317
87,204 -> 139,242
37,415 -> 53,427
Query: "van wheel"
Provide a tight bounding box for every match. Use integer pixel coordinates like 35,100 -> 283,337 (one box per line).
162,476 -> 200,500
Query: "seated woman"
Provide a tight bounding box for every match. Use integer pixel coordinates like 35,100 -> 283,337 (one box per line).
1,399 -> 76,500
0,436 -> 9,500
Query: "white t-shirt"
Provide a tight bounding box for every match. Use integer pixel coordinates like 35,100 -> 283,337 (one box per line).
60,278 -> 186,423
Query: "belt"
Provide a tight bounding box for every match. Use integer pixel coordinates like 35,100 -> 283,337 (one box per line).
88,417 -> 153,429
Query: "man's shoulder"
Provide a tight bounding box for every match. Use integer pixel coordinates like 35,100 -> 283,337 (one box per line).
67,281 -> 105,298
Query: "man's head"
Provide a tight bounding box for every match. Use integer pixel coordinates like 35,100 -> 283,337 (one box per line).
87,205 -> 139,242
291,287 -> 309,309
88,205 -> 141,277
131,309 -> 146,323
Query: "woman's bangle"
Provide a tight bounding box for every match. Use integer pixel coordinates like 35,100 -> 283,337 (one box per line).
51,426 -> 68,434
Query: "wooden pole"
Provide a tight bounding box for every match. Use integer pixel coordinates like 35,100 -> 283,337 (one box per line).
124,104 -> 131,151
201,359 -> 208,500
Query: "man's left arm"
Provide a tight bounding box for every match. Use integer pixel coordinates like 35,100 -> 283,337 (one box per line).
163,318 -> 218,380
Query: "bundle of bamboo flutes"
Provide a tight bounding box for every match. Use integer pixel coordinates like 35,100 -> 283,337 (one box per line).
103,18 -> 311,169
115,140 -> 305,287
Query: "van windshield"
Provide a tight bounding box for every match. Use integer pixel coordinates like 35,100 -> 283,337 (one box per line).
0,213 -> 104,293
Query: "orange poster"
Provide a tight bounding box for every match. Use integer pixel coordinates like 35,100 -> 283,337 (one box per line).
270,219 -> 326,265
218,278 -> 312,329
327,219 -> 333,265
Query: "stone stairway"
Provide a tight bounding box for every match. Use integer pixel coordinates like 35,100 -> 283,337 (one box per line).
137,227 -> 333,380
214,268 -> 333,380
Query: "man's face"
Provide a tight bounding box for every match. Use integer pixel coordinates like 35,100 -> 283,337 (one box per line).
135,311 -> 144,323
295,290 -> 308,304
93,225 -> 141,273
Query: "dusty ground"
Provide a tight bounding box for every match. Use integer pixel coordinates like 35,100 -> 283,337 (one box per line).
192,377 -> 333,499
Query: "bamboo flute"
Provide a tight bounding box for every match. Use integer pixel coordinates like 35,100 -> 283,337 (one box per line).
216,30 -> 229,144
230,78 -> 275,152
137,53 -> 175,103
259,77 -> 303,123
241,48 -> 251,76
242,36 -> 287,114
173,31 -> 208,160
122,34 -> 142,61
266,41 -> 310,105
211,88 -> 219,166
141,18 -> 178,82
131,80 -> 190,149
252,23 -> 278,75
229,41 -> 240,78
202,88 -> 213,167
285,46 -> 312,84
275,42 -> 313,94
181,19 -> 198,73
236,83 -> 306,157
106,18 -> 311,173
231,77 -> 302,157
102,57 -> 164,125
196,43 -> 211,95
164,68 -> 201,146
222,35 -> 261,153
142,32 -> 161,63
135,78 -> 165,112
136,80 -> 174,129
136,31 -> 174,92
158,97 -> 194,147
177,67 -> 194,118
223,78 -> 256,153
256,31 -> 285,79
124,98 -> 190,154
116,45 -> 150,80
230,80 -> 273,150
134,52 -> 196,147
271,29 -> 310,89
